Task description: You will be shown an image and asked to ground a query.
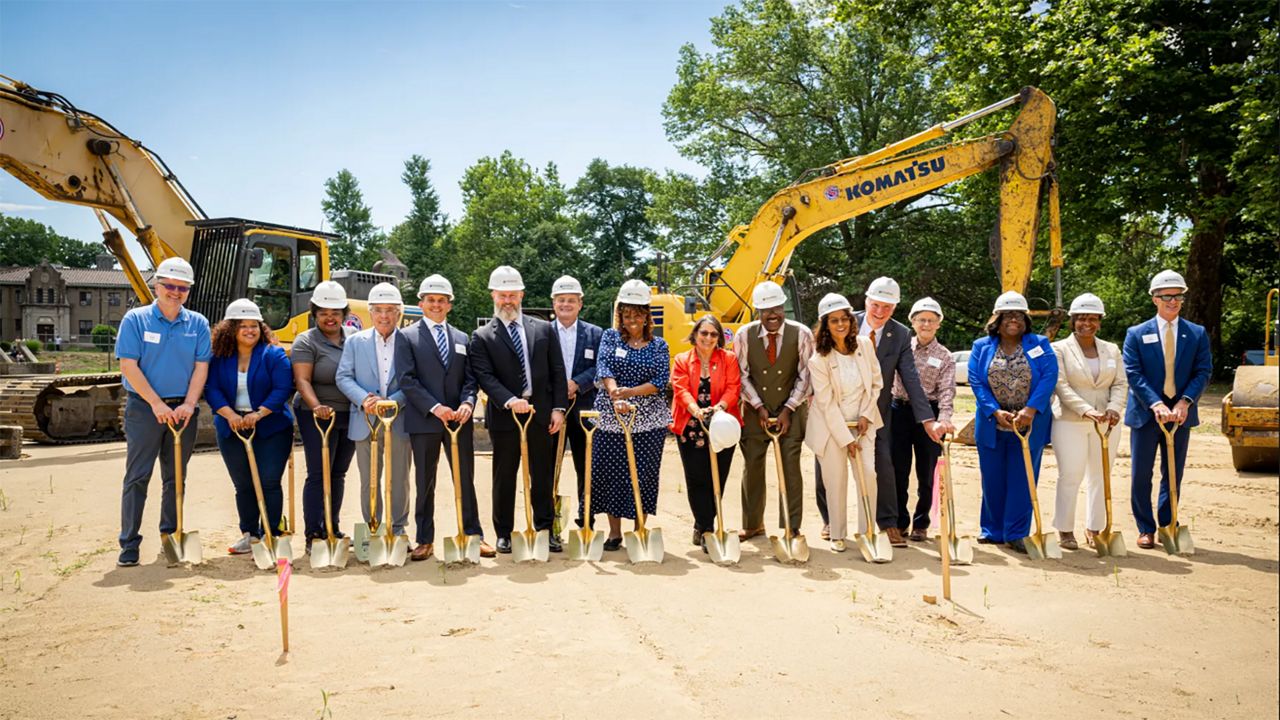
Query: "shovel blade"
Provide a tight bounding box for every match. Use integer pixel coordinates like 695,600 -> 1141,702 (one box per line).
567,529 -> 604,562
442,536 -> 464,564
1158,525 -> 1195,556
274,536 -> 294,563
1024,533 -> 1061,560
768,534 -> 792,563
366,537 -> 391,568
352,523 -> 372,562
160,533 -> 182,566
624,528 -> 664,564
387,535 -> 410,567
855,532 -> 893,563
1094,531 -> 1128,558
250,538 -> 276,570
511,530 -> 549,563
331,538 -> 351,568
704,532 -> 741,565
949,536 -> 975,565
180,531 -> 203,566
788,535 -> 810,564
310,541 -> 333,570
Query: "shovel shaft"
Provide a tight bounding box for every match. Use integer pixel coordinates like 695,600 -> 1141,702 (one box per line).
236,428 -> 275,547
514,411 -> 537,532
1157,423 -> 1181,528
846,427 -> 877,538
698,416 -> 728,541
1012,425 -> 1048,538
366,414 -> 381,532
380,411 -> 397,542
552,397 -> 575,498
446,423 -> 469,541
168,421 -> 186,537
766,426 -> 794,538
1093,423 -> 1116,536
939,442 -> 953,600
579,413 -> 598,525
317,416 -> 337,543
613,405 -> 647,532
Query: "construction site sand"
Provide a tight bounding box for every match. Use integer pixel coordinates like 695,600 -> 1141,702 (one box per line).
0,392 -> 1275,719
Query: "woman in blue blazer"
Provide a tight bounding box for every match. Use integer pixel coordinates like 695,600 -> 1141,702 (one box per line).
968,291 -> 1058,553
205,299 -> 295,555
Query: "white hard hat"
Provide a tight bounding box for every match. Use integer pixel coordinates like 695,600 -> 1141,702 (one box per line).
865,276 -> 900,305
616,279 -> 651,305
224,298 -> 263,321
751,281 -> 787,310
992,290 -> 1029,313
909,297 -> 944,320
551,275 -> 584,298
417,274 -> 454,300
154,257 -> 195,284
1068,292 -> 1106,317
488,265 -> 525,291
1149,269 -> 1187,294
367,282 -> 403,306
311,281 -> 348,309
817,292 -> 853,319
708,410 -> 742,453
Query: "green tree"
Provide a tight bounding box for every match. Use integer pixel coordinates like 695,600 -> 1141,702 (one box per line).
0,214 -> 101,268
321,169 -> 385,272
568,159 -> 659,323
387,155 -> 450,283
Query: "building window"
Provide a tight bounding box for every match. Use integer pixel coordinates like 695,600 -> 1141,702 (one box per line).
79,291 -> 92,306
36,288 -> 44,304
14,289 -> 22,303
108,319 -> 120,329
79,320 -> 93,335
12,319 -> 20,334
108,292 -> 121,307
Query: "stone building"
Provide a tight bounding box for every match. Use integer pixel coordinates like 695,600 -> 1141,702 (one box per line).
0,255 -> 139,346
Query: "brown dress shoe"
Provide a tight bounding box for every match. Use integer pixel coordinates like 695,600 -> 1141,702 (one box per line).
1137,532 -> 1156,549
886,527 -> 908,548
737,527 -> 766,541
478,541 -> 496,558
908,528 -> 928,543
410,543 -> 433,561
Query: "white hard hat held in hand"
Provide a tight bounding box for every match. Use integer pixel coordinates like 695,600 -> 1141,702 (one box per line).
751,281 -> 787,310
708,410 -> 742,453
817,292 -> 852,319
224,298 -> 263,321
616,279 -> 651,305
1149,269 -> 1187,294
1068,293 -> 1106,317
418,274 -> 454,300
551,275 -> 584,298
489,265 -> 525,291
909,297 -> 943,320
992,290 -> 1029,313
155,257 -> 195,284
865,276 -> 900,305
368,282 -> 403,306
311,281 -> 348,309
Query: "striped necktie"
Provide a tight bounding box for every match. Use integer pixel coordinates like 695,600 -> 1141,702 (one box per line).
509,320 -> 529,395
434,323 -> 449,370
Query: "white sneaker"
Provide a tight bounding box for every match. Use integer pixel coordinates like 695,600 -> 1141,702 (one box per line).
831,539 -> 847,553
228,533 -> 252,555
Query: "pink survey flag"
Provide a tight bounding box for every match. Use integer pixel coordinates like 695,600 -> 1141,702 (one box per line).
277,557 -> 292,601
930,459 -> 944,530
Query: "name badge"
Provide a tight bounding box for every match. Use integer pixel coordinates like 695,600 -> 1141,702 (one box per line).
1142,333 -> 1159,344
144,331 -> 162,344
1027,345 -> 1045,359
584,348 -> 595,360
454,343 -> 467,355
1106,359 -> 1117,368
926,356 -> 943,368
614,347 -> 628,359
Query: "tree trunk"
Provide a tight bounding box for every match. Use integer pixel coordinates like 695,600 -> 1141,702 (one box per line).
1183,164 -> 1232,373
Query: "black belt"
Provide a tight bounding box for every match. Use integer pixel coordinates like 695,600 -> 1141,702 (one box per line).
130,392 -> 185,404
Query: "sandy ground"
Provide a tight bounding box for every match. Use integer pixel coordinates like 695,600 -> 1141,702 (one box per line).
0,392 -> 1276,719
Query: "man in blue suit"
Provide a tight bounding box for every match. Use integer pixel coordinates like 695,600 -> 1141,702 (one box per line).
1123,269 -> 1213,549
396,274 -> 495,560
549,275 -> 604,533
336,282 -> 412,538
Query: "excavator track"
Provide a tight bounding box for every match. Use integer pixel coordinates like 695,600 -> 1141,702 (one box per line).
0,374 -> 125,445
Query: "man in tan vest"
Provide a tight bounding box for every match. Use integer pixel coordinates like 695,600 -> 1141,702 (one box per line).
733,281 -> 815,539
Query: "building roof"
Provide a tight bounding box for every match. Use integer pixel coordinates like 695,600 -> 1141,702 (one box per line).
0,265 -> 143,288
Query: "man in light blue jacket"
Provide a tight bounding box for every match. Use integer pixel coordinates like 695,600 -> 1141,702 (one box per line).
336,282 -> 412,536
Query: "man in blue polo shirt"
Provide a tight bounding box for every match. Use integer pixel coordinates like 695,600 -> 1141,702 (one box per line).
114,257 -> 212,567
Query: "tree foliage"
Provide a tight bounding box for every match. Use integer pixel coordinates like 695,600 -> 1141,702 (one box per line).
321,169 -> 386,272
388,155 -> 450,284
0,214 -> 102,268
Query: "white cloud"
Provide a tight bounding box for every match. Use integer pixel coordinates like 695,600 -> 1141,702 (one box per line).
0,202 -> 46,212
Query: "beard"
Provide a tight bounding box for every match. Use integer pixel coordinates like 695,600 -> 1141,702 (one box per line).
494,303 -> 521,324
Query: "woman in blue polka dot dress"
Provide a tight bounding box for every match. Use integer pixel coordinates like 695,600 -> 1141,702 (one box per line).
591,280 -> 671,551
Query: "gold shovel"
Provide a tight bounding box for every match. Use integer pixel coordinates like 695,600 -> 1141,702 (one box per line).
1156,421 -> 1195,555
847,426 -> 892,564
616,403 -> 664,564
937,435 -> 974,565
567,411 -> 605,561
160,417 -> 201,565
1091,422 -> 1127,558
309,412 -> 350,570
1012,421 -> 1061,560
551,397 -> 577,540
511,409 -> 550,562
765,419 -> 809,564
699,415 -> 740,565
441,420 -> 482,565
352,411 -> 381,563
366,401 -> 409,568
234,425 -> 292,570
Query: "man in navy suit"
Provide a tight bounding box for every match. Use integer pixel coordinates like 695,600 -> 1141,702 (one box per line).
1123,269 -> 1213,549
396,274 -> 495,561
469,266 -> 570,554
549,275 -> 604,533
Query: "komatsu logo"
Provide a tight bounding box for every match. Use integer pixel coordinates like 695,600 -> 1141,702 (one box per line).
845,157 -> 946,200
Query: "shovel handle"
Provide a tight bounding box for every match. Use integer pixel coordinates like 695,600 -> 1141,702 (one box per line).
579,411 -> 599,522
552,397 -> 575,495
612,403 -> 646,532
1011,422 -> 1048,539
236,425 -> 275,546
846,425 -> 877,536
166,417 -> 190,537
1157,421 -> 1182,528
514,406 -> 537,531
445,421 -> 468,540
1092,422 -> 1116,536
698,415 -> 728,540
766,418 -> 794,538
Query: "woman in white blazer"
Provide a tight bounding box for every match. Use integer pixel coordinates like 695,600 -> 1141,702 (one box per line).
805,293 -> 883,553
1050,293 -> 1128,550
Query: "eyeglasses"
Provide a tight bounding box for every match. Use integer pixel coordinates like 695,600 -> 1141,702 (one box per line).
1154,293 -> 1186,303
695,330 -> 720,338
158,282 -> 190,294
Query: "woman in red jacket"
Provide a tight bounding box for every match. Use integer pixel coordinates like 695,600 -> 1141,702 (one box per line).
669,315 -> 742,550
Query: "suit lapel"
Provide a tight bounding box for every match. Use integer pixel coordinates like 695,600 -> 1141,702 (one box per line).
493,317 -> 519,357
575,322 -> 588,375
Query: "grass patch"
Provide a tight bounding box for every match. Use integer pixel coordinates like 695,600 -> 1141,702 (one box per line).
45,547 -> 110,577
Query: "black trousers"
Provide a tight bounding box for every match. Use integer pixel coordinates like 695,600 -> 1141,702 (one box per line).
411,427 -> 484,544
490,426 -> 555,537
676,436 -> 735,532
890,400 -> 941,531
297,408 -> 356,539
814,408 -> 896,530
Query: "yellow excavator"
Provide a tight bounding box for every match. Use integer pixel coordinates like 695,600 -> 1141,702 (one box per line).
651,86 -> 1063,356
0,75 -> 351,442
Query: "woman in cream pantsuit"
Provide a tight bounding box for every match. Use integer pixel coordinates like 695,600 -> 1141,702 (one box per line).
805,293 -> 883,553
1050,293 -> 1128,551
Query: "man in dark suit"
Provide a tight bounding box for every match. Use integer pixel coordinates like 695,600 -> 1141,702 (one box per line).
469,266 -> 569,553
396,274 -> 495,561
814,277 -> 940,547
549,275 -> 604,533
1123,269 -> 1213,549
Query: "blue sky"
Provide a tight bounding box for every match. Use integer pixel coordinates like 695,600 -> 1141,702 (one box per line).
0,0 -> 724,263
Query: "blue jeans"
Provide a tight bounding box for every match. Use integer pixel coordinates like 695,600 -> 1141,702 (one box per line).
296,407 -> 356,538
119,394 -> 199,552
216,426 -> 292,538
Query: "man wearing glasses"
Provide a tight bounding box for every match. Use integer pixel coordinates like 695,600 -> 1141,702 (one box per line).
1122,269 -> 1213,549
114,257 -> 212,567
